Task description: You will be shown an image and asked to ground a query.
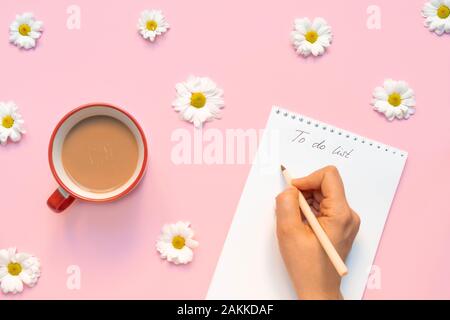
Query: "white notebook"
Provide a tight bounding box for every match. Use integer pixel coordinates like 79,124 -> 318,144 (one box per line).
208,106 -> 407,300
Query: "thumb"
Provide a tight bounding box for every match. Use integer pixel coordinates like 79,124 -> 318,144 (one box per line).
276,186 -> 304,233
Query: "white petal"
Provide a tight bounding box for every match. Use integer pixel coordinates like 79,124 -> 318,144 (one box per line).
185,238 -> 199,248
165,247 -> 183,263
297,41 -> 312,56
199,77 -> 217,93
312,17 -> 327,31
436,24 -> 446,35
444,19 -> 450,33
311,43 -> 325,56
1,275 -> 23,294
394,81 -> 409,94
401,88 -> 415,99
373,87 -> 388,100
192,116 -> 203,128
16,13 -> 34,24
156,241 -> 170,256
0,249 -> 9,266
9,129 -> 21,142
28,31 -> 41,39
373,100 -> 389,112
0,131 -> 8,145
9,32 -> 20,42
172,98 -> 190,112
31,20 -> 43,31
402,98 -> 416,107
394,108 -> 404,119
198,108 -> 214,123
7,248 -> 17,262
291,30 -> 305,42
0,267 -> 7,280
317,35 -> 331,47
317,25 -> 332,37
179,226 -> 194,239
431,0 -> 442,7
181,106 -> 197,121
147,31 -> 156,41
5,104 -> 13,115
429,18 -> 446,34
383,79 -> 397,94
397,105 -> 408,114
408,106 -> 416,114
185,76 -> 202,92
9,21 -> 19,31
20,270 -> 36,286
175,247 -> 194,264
24,266 -> 40,286
422,2 -> 438,17
175,83 -> 191,96
294,18 -> 311,33
168,224 -> 179,235
15,252 -> 31,263
386,106 -> 396,117
173,221 -> 185,234
153,10 -> 163,21
18,36 -> 36,49
140,10 -> 152,20
162,225 -> 175,239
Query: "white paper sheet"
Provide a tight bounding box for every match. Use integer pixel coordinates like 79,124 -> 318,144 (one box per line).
207,106 -> 407,300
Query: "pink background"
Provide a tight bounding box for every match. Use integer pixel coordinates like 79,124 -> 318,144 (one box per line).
1,0 -> 449,299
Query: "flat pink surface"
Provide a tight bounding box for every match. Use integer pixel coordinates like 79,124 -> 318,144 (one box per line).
1,0 -> 449,299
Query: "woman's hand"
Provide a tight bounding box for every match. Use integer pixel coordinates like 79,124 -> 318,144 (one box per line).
276,166 -> 360,300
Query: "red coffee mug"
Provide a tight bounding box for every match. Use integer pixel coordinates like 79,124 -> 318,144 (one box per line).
47,103 -> 148,213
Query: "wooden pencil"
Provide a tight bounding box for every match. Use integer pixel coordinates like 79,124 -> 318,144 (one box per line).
281,164 -> 348,277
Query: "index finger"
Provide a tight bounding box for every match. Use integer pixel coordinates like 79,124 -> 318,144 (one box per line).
291,165 -> 346,200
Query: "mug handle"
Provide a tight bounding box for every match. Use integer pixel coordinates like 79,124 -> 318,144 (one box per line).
47,187 -> 75,213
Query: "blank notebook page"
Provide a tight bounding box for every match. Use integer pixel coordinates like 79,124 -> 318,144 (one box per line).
207,106 -> 407,300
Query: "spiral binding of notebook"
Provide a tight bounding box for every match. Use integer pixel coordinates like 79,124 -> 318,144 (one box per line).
274,106 -> 407,158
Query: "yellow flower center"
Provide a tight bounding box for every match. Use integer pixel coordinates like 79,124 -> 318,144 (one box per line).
305,30 -> 318,43
18,24 -> 31,36
2,115 -> 14,128
172,235 -> 186,250
7,262 -> 22,276
146,20 -> 158,31
437,5 -> 450,19
190,92 -> 207,108
388,92 -> 402,107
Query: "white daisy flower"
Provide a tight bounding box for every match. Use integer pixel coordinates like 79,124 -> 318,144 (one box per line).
422,0 -> 450,35
138,9 -> 170,42
0,248 -> 41,294
0,101 -> 26,145
172,76 -> 225,128
156,221 -> 199,265
372,79 -> 416,121
291,17 -> 333,57
9,12 -> 43,49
